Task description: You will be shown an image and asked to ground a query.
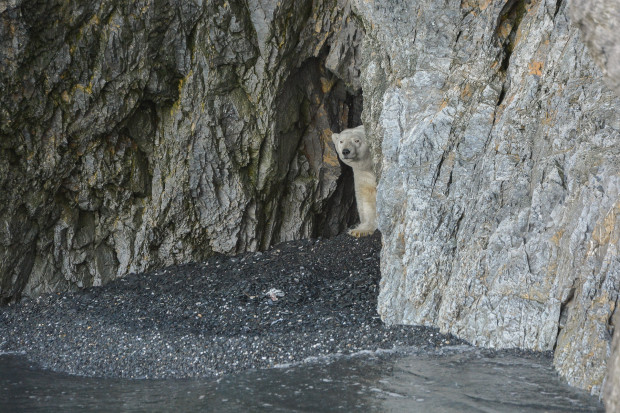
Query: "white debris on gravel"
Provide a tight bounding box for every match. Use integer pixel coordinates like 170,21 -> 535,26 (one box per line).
265,289 -> 285,301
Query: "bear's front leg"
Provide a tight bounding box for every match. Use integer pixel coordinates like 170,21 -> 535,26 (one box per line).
349,173 -> 377,237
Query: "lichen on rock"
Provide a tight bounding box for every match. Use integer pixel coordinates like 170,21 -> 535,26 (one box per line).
0,0 -> 363,302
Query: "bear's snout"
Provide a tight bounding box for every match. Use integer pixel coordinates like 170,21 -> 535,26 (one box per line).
341,149 -> 351,156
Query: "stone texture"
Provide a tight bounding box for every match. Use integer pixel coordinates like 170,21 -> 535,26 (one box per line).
570,0 -> 620,407
2,0 -> 619,397
570,0 -> 620,97
0,0 -> 363,302
605,311 -> 620,411
353,0 -> 620,395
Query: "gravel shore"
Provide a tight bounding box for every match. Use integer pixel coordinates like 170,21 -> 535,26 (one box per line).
0,232 -> 466,379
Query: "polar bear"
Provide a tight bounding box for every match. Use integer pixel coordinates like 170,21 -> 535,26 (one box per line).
332,125 -> 377,237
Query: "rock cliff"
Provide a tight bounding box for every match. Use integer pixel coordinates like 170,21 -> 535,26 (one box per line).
354,0 -> 619,395
0,0 -> 362,300
1,0 -> 618,397
569,0 -> 620,407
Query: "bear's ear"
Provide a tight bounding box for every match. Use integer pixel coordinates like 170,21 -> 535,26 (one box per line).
331,132 -> 339,144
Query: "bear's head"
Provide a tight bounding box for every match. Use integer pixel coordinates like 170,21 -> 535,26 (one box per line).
331,126 -> 370,168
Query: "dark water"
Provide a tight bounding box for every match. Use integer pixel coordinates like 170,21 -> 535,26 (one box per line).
0,347 -> 603,412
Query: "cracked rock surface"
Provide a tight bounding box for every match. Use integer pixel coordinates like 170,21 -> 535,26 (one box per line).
570,0 -> 620,409
353,0 -> 620,395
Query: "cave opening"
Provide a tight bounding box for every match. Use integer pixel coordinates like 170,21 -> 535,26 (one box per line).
269,49 -> 364,243
316,79 -> 364,239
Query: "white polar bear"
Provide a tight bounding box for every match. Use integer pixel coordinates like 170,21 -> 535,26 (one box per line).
332,125 -> 377,237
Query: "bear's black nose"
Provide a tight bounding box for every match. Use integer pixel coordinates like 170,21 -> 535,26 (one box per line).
342,149 -> 350,156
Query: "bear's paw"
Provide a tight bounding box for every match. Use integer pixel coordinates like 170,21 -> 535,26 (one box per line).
348,228 -> 376,238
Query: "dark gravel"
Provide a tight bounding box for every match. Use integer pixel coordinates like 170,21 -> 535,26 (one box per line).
0,232 -> 467,379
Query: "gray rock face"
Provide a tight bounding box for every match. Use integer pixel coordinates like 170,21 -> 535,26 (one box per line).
570,0 -> 620,407
353,0 -> 619,394
605,312 -> 620,411
570,0 -> 620,97
2,0 -> 618,397
0,0 -> 363,301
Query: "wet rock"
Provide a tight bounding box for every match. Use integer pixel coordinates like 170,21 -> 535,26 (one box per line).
353,0 -> 620,395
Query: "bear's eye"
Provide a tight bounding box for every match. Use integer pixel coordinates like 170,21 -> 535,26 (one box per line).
355,139 -> 360,143
340,140 -> 343,144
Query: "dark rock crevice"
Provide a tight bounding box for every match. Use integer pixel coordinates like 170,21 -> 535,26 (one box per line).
496,0 -> 530,72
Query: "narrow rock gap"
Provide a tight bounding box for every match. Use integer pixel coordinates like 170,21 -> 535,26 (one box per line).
607,301 -> 618,337
265,48 -> 363,241
312,72 -> 364,238
496,0 -> 531,72
553,0 -> 564,19
317,84 -> 363,238
553,287 -> 576,351
496,84 -> 507,107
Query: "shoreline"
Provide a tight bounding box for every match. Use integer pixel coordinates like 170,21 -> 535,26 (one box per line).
1,232 -> 481,379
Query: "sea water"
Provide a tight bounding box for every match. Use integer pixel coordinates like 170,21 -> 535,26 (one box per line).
0,346 -> 604,412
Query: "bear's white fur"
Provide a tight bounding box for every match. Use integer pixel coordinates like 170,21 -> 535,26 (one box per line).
332,125 -> 377,237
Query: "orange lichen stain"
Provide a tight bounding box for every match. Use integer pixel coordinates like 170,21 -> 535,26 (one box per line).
321,128 -> 333,142
313,32 -> 330,55
75,82 -> 93,95
528,61 -> 544,76
323,150 -> 339,167
320,76 -> 335,93
498,20 -> 513,39
513,29 -> 524,49
438,99 -> 449,111
460,0 -> 490,10
322,129 -> 339,166
550,229 -> 564,246
592,292 -> 613,308
592,201 -> 620,245
460,84 -> 473,100
546,260 -> 558,277
314,18 -> 322,33
479,0 -> 492,11
542,109 -> 557,126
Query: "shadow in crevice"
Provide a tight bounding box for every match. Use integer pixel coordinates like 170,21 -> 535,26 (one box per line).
317,80 -> 363,238
264,49 -> 364,243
